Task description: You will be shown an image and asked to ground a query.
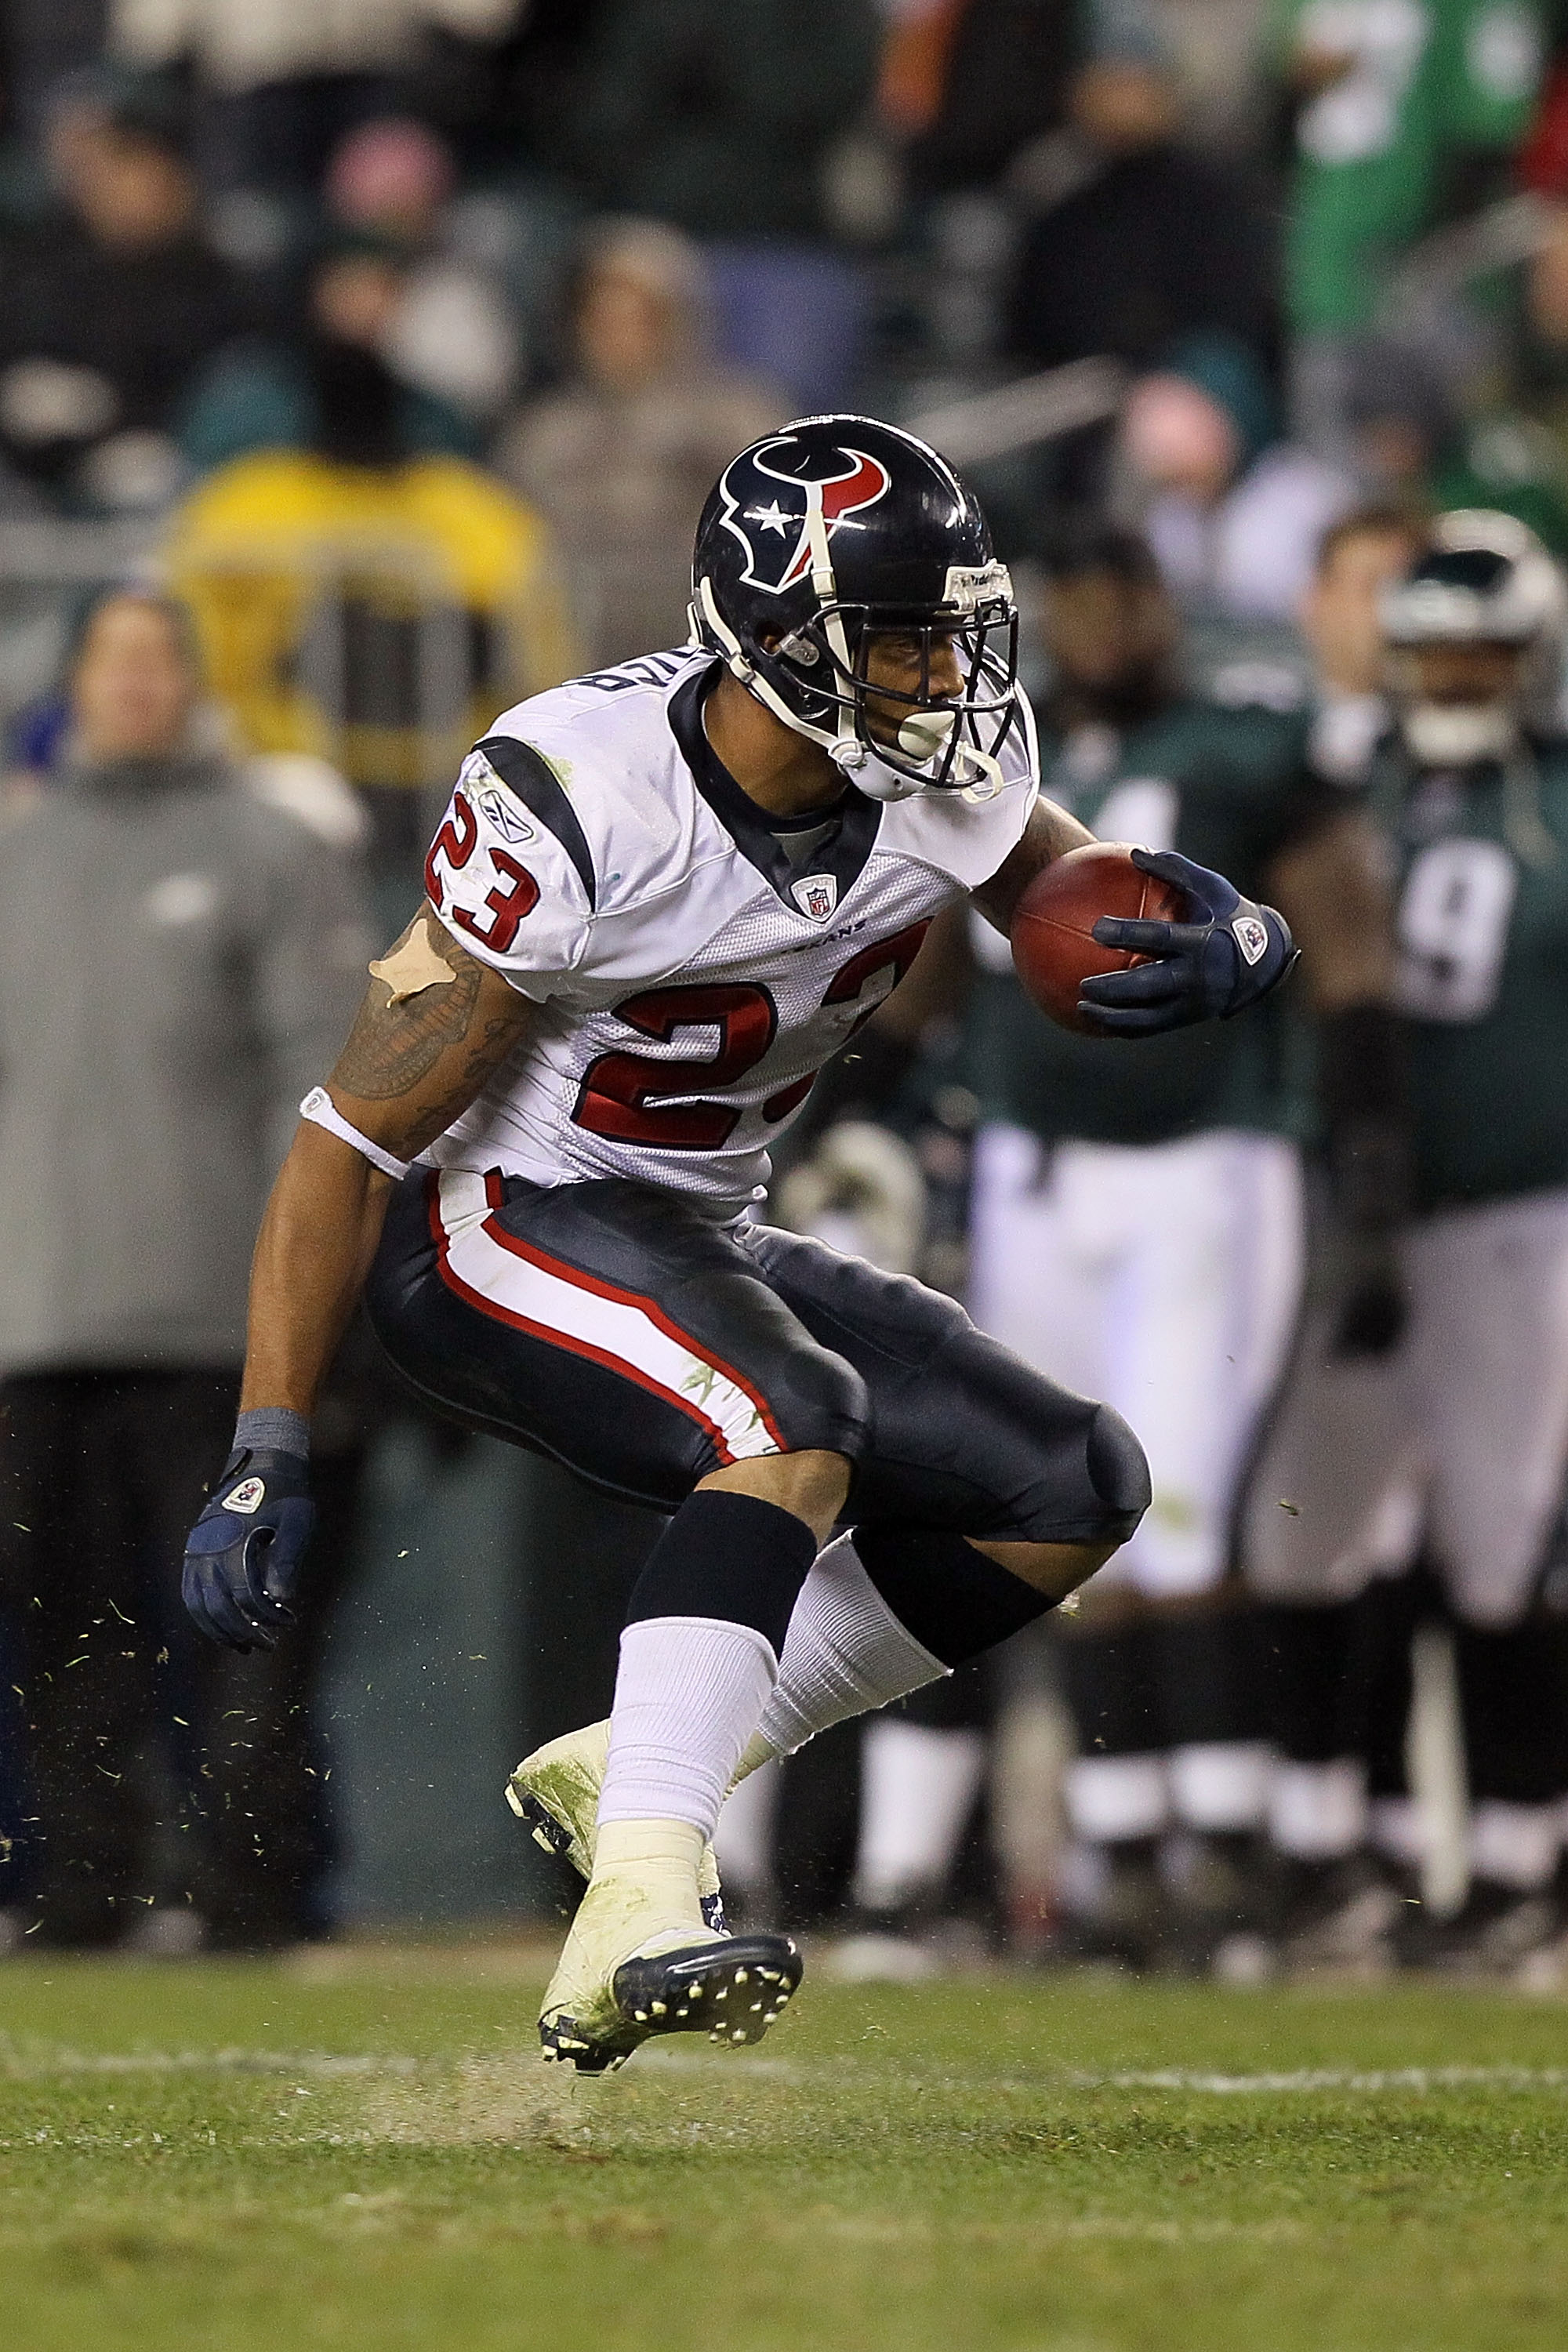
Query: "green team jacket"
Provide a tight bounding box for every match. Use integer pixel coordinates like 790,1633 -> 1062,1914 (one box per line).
967,698 -> 1339,1150
1370,733 -> 1568,1211
1269,0 -> 1545,334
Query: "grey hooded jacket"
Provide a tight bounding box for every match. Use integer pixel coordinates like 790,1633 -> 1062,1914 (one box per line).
0,753 -> 372,1374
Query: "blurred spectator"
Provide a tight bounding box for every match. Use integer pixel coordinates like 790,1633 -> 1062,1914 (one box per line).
179,235 -> 476,472
1120,331 -> 1356,626
324,115 -> 521,425
1269,0 -> 1548,456
0,81 -> 252,511
1005,43 -> 1276,375
497,219 -> 782,666
1328,328 -> 1568,554
571,0 -> 879,239
564,0 -> 880,411
876,0 -> 972,147
905,0 -> 1080,194
1421,204 -> 1568,549
1299,504 -> 1428,780
1,3 -> 111,147
408,0 -> 606,189
0,590 -> 372,1948
109,0 -> 525,193
1337,336 -> 1452,502
169,299 -> 577,902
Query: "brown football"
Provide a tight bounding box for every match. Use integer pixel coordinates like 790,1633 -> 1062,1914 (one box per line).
1010,841 -> 1187,1035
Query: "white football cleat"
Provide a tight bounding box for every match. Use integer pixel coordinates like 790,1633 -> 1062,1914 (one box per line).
536,1820 -> 800,2074
506,1720 -> 727,1931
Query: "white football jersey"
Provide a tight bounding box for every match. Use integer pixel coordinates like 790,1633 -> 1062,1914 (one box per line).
420,647 -> 1039,1209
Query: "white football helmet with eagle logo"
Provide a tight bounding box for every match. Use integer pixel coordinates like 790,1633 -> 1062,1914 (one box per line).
690,413 -> 1021,800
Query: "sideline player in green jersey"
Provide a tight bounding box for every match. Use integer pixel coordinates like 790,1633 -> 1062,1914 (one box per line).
1243,506 -> 1431,1973
964,526 -> 1396,1969
1250,510 -> 1568,1977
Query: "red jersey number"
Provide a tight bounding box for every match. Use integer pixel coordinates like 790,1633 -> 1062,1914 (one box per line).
423,790 -> 478,907
448,848 -> 540,955
574,985 -> 777,1150
426,791 -> 541,952
572,920 -> 932,1149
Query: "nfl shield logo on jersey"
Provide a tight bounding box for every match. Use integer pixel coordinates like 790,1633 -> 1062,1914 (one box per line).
717,434 -> 892,596
791,873 -> 839,921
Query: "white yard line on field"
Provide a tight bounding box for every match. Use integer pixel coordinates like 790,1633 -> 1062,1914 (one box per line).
2,2047 -> 1567,2097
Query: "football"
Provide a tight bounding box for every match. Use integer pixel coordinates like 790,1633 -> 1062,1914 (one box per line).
1010,840 -> 1187,1034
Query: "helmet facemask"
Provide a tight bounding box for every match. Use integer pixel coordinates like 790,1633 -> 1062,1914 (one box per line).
773,570 -> 1021,800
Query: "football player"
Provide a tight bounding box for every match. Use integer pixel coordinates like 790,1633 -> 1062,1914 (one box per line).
1249,510 -> 1568,1975
180,419 -> 1294,2068
1243,506 -> 1426,1971
964,524 -> 1396,1969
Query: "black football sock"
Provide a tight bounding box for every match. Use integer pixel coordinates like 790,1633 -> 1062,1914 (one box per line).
1260,1601 -> 1359,1764
1058,1618 -> 1167,1847
1456,1618 -> 1564,1892
852,1524 -> 1060,1668
1350,1572 -> 1423,1871
1059,1619 -> 1161,1758
1149,1605 -> 1272,1836
1260,1600 -> 1367,1860
623,1490 -> 818,1655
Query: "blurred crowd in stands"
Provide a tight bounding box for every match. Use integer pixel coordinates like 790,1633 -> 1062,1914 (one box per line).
4,0 -> 1568,1980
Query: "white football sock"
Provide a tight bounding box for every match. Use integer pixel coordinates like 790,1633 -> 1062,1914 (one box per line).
1169,1740 -> 1273,1833
1066,1752 -> 1168,1842
739,1532 -> 949,1774
1269,1759 -> 1367,1861
1469,1799 -> 1561,1891
1368,1794 -> 1426,1868
852,1721 -> 989,1912
597,1615 -> 778,1839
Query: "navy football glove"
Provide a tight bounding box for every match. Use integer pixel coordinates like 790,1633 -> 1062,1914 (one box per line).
183,1446 -> 314,1652
1077,848 -> 1298,1036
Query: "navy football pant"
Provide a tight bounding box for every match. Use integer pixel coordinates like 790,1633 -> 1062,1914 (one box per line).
366,1169 -> 1149,1550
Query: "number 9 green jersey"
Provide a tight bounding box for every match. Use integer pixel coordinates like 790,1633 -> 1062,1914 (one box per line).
1372,739 -> 1568,1210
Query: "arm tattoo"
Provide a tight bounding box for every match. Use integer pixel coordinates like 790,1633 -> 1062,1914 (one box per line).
332,913 -> 509,1104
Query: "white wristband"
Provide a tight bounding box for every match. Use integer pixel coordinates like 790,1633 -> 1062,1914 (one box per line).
299,1087 -> 412,1182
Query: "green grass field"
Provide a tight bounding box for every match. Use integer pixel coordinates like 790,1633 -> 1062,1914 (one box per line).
2,1944 -> 1564,2351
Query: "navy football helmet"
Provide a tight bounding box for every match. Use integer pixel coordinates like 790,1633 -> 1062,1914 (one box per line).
690,413 -> 1021,800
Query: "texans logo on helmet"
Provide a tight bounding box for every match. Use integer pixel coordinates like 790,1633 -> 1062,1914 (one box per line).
717,435 -> 892,597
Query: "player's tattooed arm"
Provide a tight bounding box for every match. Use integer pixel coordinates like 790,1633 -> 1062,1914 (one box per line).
969,797 -> 1096,936
238,904 -> 541,1420
328,902 -> 539,1158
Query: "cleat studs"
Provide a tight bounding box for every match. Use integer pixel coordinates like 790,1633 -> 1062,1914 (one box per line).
750,2002 -> 763,2013
714,1986 -> 728,2002
731,2029 -> 746,2043
676,2005 -> 689,2018
735,1969 -> 749,1984
651,2001 -> 666,2016
532,1828 -> 554,1853
633,2011 -> 648,2023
